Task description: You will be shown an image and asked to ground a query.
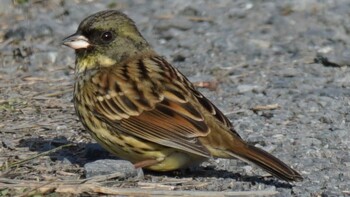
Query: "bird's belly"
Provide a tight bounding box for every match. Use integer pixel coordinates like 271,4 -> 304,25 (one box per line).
84,122 -> 206,171
145,151 -> 207,171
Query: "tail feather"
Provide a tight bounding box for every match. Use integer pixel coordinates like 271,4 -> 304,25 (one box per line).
228,143 -> 303,182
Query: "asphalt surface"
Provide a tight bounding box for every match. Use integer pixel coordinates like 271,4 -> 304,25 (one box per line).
1,0 -> 350,196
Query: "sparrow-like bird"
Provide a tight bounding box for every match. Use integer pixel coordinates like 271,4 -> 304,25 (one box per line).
62,10 -> 303,182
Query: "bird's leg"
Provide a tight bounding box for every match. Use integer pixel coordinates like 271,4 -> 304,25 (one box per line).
133,159 -> 159,169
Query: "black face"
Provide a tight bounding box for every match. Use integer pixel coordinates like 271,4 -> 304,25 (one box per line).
82,29 -> 116,46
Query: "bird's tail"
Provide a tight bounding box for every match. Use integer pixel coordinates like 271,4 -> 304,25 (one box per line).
226,141 -> 303,182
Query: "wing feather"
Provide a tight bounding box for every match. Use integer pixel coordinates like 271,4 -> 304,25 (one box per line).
83,55 -> 242,156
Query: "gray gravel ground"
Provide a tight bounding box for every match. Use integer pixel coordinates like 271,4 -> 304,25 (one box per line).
1,0 -> 350,196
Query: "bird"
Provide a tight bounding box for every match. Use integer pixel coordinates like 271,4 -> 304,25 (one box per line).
62,10 -> 303,182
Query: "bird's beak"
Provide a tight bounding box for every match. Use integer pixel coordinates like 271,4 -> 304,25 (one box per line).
62,33 -> 90,49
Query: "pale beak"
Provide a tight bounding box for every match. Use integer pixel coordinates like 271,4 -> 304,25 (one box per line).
62,33 -> 90,49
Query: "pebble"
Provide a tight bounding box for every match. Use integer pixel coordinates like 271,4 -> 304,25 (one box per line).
84,159 -> 144,179
237,84 -> 260,93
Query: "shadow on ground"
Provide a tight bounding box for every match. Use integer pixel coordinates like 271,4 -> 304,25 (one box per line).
17,136 -> 295,188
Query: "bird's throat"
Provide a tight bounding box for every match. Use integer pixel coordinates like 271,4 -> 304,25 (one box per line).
75,52 -> 117,73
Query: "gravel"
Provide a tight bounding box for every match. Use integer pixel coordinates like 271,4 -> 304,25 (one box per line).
1,0 -> 350,196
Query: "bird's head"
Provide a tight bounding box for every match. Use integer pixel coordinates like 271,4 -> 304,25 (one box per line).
62,10 -> 151,72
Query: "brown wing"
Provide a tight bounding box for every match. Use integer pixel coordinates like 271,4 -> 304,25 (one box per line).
187,83 -> 242,139
163,58 -> 241,139
152,56 -> 234,131
86,56 -> 212,157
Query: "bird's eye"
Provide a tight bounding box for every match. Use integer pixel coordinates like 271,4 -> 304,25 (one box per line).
100,31 -> 114,43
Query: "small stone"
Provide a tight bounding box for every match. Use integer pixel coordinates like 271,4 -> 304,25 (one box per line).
242,165 -> 253,174
4,27 -> 27,40
56,125 -> 68,132
61,157 -> 73,165
1,139 -> 15,150
84,159 -> 143,179
237,84 -> 260,93
250,39 -> 271,49
317,46 -> 333,54
180,7 -> 200,16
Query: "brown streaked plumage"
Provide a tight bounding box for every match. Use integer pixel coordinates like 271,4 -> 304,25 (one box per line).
62,10 -> 303,182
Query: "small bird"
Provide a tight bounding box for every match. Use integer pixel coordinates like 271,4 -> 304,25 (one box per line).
62,10 -> 303,182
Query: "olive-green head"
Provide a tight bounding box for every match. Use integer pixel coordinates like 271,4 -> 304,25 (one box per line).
63,10 -> 151,72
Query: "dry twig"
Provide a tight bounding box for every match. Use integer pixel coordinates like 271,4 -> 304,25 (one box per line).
0,143 -> 74,172
0,178 -> 279,196
193,81 -> 218,91
251,104 -> 280,111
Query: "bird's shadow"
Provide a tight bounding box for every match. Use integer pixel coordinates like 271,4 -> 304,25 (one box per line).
145,168 -> 294,188
17,136 -> 116,165
17,136 -> 295,188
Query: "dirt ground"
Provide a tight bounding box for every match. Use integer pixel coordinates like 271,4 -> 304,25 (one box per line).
1,0 -> 350,196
